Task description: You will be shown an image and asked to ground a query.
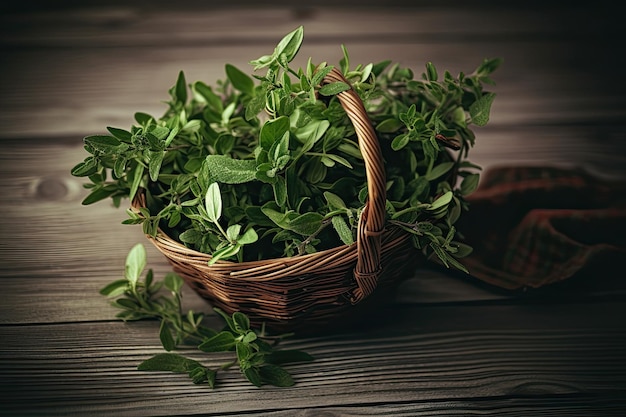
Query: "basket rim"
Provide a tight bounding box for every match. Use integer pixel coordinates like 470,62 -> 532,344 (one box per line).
132,188 -> 411,270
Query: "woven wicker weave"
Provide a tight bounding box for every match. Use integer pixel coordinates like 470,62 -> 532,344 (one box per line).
132,68 -> 419,331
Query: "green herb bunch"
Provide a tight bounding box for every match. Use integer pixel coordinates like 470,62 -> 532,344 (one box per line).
102,243 -> 313,388
71,26 -> 500,270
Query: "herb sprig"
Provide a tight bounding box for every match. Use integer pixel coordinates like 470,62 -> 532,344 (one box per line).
73,26 -> 500,274
101,243 -> 313,388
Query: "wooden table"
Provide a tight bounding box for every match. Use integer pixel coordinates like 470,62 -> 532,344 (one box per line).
2,2 -> 625,416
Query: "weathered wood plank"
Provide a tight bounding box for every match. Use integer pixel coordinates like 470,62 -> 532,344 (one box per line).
1,6 -> 614,47
0,6 -> 623,140
1,40 -> 621,139
1,302 -> 625,416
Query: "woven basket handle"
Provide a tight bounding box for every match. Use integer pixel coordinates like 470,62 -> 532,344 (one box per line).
322,68 -> 386,303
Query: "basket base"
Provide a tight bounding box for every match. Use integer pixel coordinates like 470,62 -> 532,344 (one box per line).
144,218 -> 423,334
174,254 -> 423,335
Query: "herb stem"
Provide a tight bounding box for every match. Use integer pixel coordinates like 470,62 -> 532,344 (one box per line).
297,218 -> 332,255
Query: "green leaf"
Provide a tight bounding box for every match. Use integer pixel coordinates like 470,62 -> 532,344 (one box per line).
232,312 -> 250,333
128,162 -> 144,203
207,244 -> 241,265
360,62 -> 373,83
288,212 -> 323,236
221,102 -> 236,126
237,227 -> 259,245
272,175 -> 287,207
71,158 -> 98,177
331,215 -> 354,245
437,247 -> 469,274
164,126 -> 179,147
138,353 -> 202,373
277,26 -> 304,64
469,92 -> 496,126
193,81 -> 223,112
236,341 -> 252,363
260,116 -> 290,151
106,127 -> 132,142
84,135 -> 121,153
249,54 -> 273,71
425,161 -> 454,181
319,81 -> 350,96
368,60 -> 389,77
150,126 -> 170,141
242,331 -> 257,343
226,224 -> 242,243
339,44 -> 350,74
391,133 -> 410,151
475,57 -> 503,78
259,364 -> 294,387
460,173 -> 480,196
243,367 -> 263,387
428,191 -> 453,212
451,242 -> 473,258
81,186 -> 117,205
113,156 -> 127,178
125,243 -> 146,286
213,307 -> 235,330
245,93 -> 265,121
175,70 -> 188,104
425,61 -> 438,81
261,206 -> 294,230
294,120 -> 329,154
310,65 -> 334,87
324,191 -> 347,209
323,153 -> 352,169
99,279 -> 129,297
198,331 -> 236,352
188,366 -> 216,387
134,112 -> 154,126
113,298 -> 140,310
205,155 -> 257,184
270,131 -> 290,164
205,182 -> 222,223
159,320 -> 176,351
249,26 -> 303,70
376,118 -> 403,133
321,156 -> 335,167
148,150 -> 165,182
179,229 -> 203,245
164,272 -> 184,293
225,64 -> 255,95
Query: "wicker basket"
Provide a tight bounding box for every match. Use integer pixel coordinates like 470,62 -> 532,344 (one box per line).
132,68 -> 420,332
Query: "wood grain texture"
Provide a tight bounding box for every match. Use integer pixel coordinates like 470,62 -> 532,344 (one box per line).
2,303 -> 625,416
1,2 -> 625,416
1,5 -> 623,140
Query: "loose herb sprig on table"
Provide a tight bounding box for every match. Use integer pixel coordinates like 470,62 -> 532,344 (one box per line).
71,26 -> 501,271
101,243 -> 313,388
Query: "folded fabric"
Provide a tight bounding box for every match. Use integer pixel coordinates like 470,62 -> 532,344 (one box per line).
455,165 -> 626,290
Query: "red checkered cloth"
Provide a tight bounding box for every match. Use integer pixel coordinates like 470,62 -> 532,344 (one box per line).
456,165 -> 626,290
